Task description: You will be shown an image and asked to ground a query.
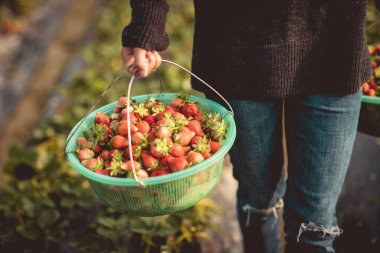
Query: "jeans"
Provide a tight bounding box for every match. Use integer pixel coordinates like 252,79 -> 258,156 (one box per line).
228,90 -> 362,253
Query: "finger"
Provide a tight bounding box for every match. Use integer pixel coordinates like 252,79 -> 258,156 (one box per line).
121,47 -> 135,70
127,65 -> 137,76
152,51 -> 162,72
134,48 -> 149,77
146,51 -> 156,73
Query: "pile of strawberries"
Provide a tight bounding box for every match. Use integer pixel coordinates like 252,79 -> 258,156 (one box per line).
75,94 -> 227,178
363,45 -> 380,97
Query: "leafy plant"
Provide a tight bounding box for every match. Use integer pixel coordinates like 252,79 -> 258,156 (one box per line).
0,0 -> 222,252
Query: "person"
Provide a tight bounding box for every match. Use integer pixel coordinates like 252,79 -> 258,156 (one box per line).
120,1 -> 380,252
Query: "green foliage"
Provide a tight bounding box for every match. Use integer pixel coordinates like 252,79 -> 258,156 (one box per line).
0,0 -> 40,18
367,0 -> 380,44
0,0 -> 221,252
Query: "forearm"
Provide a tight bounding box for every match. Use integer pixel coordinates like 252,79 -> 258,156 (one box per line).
122,0 -> 169,51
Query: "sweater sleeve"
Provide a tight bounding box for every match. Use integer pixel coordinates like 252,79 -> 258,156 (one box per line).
121,0 -> 169,51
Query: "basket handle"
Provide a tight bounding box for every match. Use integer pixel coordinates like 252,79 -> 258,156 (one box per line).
65,59 -> 234,187
161,60 -> 234,117
126,59 -> 234,186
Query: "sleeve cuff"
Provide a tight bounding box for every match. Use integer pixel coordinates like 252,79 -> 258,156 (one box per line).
121,0 -> 169,51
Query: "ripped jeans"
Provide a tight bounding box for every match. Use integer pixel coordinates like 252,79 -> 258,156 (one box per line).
229,90 -> 361,253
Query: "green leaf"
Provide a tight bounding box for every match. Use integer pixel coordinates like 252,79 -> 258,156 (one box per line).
21,197 -> 37,218
98,217 -> 116,228
96,226 -> 117,240
16,222 -> 41,240
129,218 -> 154,234
155,221 -> 179,236
60,197 -> 77,208
77,198 -> 94,209
9,146 -> 23,158
37,209 -> 60,228
61,183 -> 74,194
41,198 -> 55,208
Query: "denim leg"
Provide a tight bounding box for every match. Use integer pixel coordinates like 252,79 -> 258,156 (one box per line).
283,91 -> 362,253
229,99 -> 286,253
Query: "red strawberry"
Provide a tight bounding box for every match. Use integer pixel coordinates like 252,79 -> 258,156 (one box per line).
156,126 -> 172,140
99,150 -> 110,161
168,156 -> 189,172
187,120 -> 204,136
104,160 -> 111,168
159,154 -> 173,165
210,141 -> 221,153
190,135 -> 202,145
109,149 -> 123,161
150,139 -> 172,159
155,117 -> 169,126
143,115 -> 155,126
112,135 -> 129,149
92,143 -> 103,154
77,137 -> 88,149
131,132 -> 144,144
124,144 -> 141,160
180,126 -> 191,132
368,89 -> 376,96
77,148 -> 95,161
119,108 -> 128,119
81,157 -> 103,170
165,106 -> 177,114
150,167 -> 171,177
148,128 -> 156,142
369,81 -> 377,89
134,112 -> 143,120
171,98 -> 184,108
192,136 -> 211,158
114,96 -> 129,112
187,151 -> 204,165
173,130 -> 195,146
170,143 -> 191,157
173,112 -> 188,126
117,120 -> 128,136
95,112 -> 110,125
95,169 -> 109,176
136,120 -> 150,134
117,120 -> 138,136
193,113 -> 203,121
141,151 -> 159,169
121,160 -> 142,172
182,103 -> 198,117
202,151 -> 212,159
120,110 -> 138,124
110,119 -> 119,132
155,112 -> 167,121
137,169 -> 149,178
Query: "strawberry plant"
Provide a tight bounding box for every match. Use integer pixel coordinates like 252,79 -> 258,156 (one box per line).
0,0 -> 223,252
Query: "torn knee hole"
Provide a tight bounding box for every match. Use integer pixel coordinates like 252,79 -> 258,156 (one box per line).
297,222 -> 343,242
242,198 -> 284,227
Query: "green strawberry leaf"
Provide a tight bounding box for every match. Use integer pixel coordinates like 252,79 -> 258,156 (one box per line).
37,209 -> 60,228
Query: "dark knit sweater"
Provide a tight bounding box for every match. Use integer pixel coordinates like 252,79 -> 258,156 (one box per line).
122,0 -> 379,100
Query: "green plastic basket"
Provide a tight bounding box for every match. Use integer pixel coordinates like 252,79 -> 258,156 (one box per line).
358,95 -> 380,137
65,93 -> 236,216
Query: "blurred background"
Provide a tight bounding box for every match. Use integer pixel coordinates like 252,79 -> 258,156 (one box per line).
0,0 -> 379,252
